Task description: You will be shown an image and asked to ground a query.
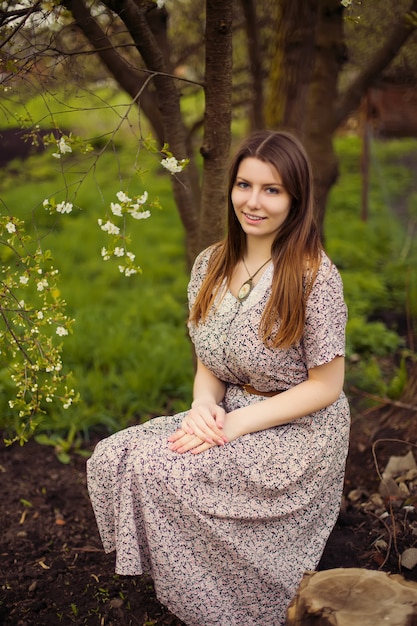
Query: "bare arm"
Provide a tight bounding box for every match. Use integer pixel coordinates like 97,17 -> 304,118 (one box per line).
191,358 -> 226,408
168,359 -> 227,448
169,356 -> 345,454
224,356 -> 345,440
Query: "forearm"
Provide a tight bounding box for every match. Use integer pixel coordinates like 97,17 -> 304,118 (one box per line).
192,359 -> 226,407
227,357 -> 345,438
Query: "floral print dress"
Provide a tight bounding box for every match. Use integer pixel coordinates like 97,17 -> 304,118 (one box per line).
87,247 -> 350,626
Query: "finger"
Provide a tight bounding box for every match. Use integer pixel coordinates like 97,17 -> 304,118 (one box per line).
181,417 -> 196,435
167,428 -> 186,443
168,431 -> 198,451
175,436 -> 205,453
191,442 -> 213,455
187,413 -> 225,444
214,409 -> 226,430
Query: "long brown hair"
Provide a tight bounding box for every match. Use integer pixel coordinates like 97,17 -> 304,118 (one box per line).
189,130 -> 323,348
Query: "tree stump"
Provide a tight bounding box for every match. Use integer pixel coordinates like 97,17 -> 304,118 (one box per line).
286,568 -> 417,626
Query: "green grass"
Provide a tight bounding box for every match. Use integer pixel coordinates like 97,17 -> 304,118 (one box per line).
326,134 -> 417,397
0,113 -> 194,441
1,89 -> 417,441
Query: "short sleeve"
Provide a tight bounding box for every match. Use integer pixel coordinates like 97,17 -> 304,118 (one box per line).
186,246 -> 217,344
187,246 -> 215,312
302,254 -> 347,370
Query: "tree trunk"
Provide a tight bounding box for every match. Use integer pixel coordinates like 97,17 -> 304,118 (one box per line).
265,0 -> 318,135
198,0 -> 233,251
240,0 -> 265,131
286,568 -> 417,626
303,0 -> 345,237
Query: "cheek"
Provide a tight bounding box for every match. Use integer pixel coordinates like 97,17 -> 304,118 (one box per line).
231,190 -> 241,213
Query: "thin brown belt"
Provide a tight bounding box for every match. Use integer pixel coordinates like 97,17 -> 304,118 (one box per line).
241,384 -> 284,397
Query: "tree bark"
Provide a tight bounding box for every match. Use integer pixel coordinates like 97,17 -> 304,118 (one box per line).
286,568 -> 417,626
303,0 -> 345,236
240,0 -> 264,131
264,0 -> 319,135
198,0 -> 233,251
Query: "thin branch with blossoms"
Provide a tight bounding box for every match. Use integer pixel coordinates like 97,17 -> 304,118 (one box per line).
98,189 -> 160,277
0,210 -> 77,446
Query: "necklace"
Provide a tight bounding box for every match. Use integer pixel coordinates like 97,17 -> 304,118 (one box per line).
237,257 -> 271,302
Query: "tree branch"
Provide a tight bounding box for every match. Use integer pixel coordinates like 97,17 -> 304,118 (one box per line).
0,2 -> 42,48
105,0 -> 201,262
334,0 -> 417,129
63,0 -> 165,143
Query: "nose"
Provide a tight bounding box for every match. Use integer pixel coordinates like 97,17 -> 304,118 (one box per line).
247,188 -> 260,210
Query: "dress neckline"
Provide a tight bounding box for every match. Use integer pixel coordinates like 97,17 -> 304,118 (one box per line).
227,260 -> 273,307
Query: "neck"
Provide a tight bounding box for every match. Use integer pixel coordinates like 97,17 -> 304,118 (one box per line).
244,238 -> 273,265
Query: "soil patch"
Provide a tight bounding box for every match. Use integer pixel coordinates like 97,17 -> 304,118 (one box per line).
1,415 -> 417,626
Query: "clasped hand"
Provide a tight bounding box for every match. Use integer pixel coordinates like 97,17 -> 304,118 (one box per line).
168,402 -> 229,455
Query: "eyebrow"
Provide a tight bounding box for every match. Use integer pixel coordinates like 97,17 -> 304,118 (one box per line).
235,176 -> 284,187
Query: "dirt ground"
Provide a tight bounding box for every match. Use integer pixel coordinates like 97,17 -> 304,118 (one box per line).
1,411 -> 417,626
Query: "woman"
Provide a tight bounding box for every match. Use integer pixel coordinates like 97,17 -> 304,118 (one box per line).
87,130 -> 350,625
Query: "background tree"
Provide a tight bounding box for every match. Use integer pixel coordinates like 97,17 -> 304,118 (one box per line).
265,0 -> 417,233
1,0 -> 417,250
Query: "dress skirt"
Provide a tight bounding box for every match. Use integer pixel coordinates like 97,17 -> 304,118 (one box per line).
87,384 -> 350,626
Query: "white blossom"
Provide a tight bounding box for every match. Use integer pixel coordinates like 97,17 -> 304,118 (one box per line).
137,191 -> 148,205
116,191 -> 131,203
161,156 -> 183,174
98,219 -> 120,235
56,326 -> 68,336
126,251 -> 136,262
43,199 -> 50,208
101,247 -> 111,261
37,311 -> 44,319
110,202 -> 123,217
56,201 -> 73,214
37,278 -> 49,291
114,247 -> 125,257
19,275 -> 29,285
58,137 -> 72,154
130,209 -> 151,220
119,265 -> 138,277
156,0 -> 166,7
6,221 -> 16,233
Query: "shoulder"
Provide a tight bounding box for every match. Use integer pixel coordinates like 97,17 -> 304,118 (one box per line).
190,243 -> 221,278
305,251 -> 346,316
306,250 -> 341,285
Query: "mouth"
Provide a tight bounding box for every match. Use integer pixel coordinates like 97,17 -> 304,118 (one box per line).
243,213 -> 266,222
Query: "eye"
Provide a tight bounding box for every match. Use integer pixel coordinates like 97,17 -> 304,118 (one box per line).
266,187 -> 280,194
236,181 -> 250,189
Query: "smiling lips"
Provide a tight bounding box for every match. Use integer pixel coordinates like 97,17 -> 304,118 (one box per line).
244,212 -> 266,222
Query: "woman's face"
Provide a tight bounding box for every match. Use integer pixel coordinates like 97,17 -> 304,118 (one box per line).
231,157 -> 292,245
